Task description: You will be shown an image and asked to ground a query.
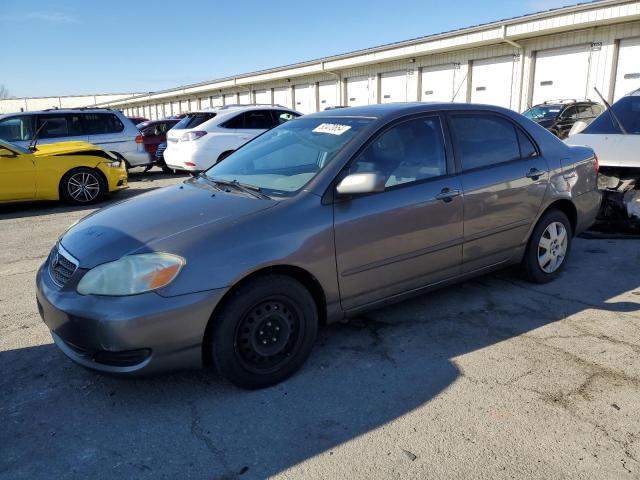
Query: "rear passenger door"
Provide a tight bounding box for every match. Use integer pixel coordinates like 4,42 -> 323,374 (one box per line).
447,112 -> 549,273
234,110 -> 277,144
35,113 -> 88,145
83,113 -> 126,149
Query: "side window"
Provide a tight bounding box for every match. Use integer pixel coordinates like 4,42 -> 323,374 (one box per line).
244,110 -> 274,129
36,115 -> 83,139
561,106 -> 577,119
449,114 -> 521,170
350,116 -> 447,188
576,105 -> 592,119
273,111 -> 299,126
83,113 -> 124,135
222,114 -> 244,129
517,129 -> 538,159
0,116 -> 34,142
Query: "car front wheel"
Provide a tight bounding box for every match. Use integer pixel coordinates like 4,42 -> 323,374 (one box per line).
522,209 -> 572,283
60,168 -> 106,205
209,274 -> 318,389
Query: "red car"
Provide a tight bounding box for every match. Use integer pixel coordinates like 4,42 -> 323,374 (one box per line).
137,119 -> 180,171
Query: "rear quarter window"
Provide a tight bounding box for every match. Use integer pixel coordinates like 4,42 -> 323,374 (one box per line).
83,113 -> 125,135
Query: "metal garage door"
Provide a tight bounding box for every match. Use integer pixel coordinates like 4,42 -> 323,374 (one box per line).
212,95 -> 223,107
238,92 -> 250,105
294,85 -> 312,113
532,45 -> 590,105
421,64 -> 461,102
224,93 -> 237,106
380,71 -> 408,103
171,102 -> 179,115
180,100 -> 189,113
318,80 -> 338,110
273,87 -> 292,108
199,97 -> 210,109
254,89 -> 270,104
471,56 -> 515,108
614,38 -> 640,101
347,76 -> 370,106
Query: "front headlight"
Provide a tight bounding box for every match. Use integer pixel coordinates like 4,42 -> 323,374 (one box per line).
105,160 -> 122,168
77,253 -> 185,296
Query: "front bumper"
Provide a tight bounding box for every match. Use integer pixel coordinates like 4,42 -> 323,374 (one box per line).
36,259 -> 227,375
98,163 -> 128,194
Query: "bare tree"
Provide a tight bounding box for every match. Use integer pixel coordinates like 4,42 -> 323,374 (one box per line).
0,85 -> 11,99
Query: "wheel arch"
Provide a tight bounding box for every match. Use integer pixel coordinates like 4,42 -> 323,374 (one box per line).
201,264 -> 328,366
542,199 -> 577,235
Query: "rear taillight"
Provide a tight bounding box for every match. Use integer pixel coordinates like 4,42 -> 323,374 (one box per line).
135,135 -> 143,144
179,131 -> 207,142
593,154 -> 599,174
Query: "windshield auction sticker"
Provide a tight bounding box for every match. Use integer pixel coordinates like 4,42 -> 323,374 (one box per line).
312,123 -> 352,135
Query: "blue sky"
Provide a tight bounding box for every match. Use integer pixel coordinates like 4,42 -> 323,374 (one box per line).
1,0 -> 576,98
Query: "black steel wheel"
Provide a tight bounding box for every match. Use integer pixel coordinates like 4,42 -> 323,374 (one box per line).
209,274 -> 318,389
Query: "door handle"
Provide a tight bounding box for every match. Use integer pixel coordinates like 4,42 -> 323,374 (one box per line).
526,168 -> 546,180
435,188 -> 461,202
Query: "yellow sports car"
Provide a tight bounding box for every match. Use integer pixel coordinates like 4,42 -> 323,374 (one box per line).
0,139 -> 128,205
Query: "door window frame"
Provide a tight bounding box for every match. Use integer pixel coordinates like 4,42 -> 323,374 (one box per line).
444,110 -> 540,174
330,112 -> 456,200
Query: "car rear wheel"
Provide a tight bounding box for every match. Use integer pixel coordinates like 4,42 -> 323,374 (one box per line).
521,209 -> 572,283
209,274 -> 318,389
60,168 -> 106,205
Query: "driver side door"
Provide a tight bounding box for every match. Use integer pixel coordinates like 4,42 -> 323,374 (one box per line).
333,115 -> 464,310
0,147 -> 35,202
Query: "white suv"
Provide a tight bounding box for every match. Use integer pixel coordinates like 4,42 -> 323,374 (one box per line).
0,108 -> 149,168
164,105 -> 300,172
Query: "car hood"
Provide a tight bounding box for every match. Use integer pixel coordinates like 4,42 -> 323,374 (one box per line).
60,178 -> 276,268
32,141 -> 105,157
565,133 -> 640,168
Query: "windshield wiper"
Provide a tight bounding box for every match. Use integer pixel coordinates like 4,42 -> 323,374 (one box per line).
206,177 -> 271,200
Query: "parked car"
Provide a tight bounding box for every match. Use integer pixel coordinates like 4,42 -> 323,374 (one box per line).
127,116 -> 148,125
565,88 -> 640,228
522,100 -> 604,139
0,139 -> 127,205
163,105 -> 300,172
136,119 -> 180,171
0,109 -> 151,169
36,103 -> 600,389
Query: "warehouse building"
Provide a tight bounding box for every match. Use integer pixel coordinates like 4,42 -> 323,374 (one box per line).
0,93 -> 141,114
100,0 -> 640,119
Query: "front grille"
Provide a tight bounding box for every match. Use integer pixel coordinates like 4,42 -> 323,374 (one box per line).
48,244 -> 79,287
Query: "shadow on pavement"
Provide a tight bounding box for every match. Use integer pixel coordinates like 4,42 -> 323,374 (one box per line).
0,239 -> 638,479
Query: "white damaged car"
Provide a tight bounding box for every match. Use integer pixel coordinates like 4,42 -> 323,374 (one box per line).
566,89 -> 640,228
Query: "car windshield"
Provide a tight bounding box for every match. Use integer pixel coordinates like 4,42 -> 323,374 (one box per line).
203,117 -> 372,196
582,96 -> 640,134
0,139 -> 31,155
522,105 -> 562,121
174,112 -> 217,129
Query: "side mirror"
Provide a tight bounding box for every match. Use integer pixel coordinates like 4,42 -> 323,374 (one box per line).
336,172 -> 386,196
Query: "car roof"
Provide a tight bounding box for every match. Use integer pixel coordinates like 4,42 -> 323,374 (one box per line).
304,102 -> 520,121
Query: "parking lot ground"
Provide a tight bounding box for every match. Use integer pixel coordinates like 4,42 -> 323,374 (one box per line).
1,170 -> 639,480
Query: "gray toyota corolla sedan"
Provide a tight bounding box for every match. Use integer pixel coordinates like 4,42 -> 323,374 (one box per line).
36,103 -> 601,389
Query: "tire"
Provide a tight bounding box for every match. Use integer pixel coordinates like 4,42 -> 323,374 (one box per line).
161,166 -> 175,174
521,209 -> 572,283
60,168 -> 106,205
210,274 -> 318,389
